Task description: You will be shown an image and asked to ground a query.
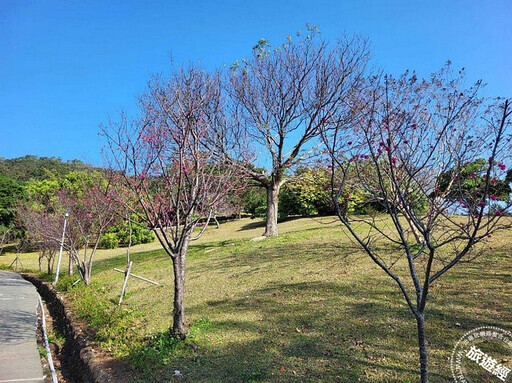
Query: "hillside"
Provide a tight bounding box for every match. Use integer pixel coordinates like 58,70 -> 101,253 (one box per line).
0,155 -> 93,182
1,217 -> 511,382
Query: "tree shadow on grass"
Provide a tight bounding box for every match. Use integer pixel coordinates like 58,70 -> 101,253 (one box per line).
124,280 -> 454,382
237,216 -> 305,232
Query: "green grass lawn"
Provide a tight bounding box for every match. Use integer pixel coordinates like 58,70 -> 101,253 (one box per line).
1,216 -> 511,382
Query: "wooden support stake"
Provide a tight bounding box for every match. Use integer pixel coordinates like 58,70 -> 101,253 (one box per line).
118,261 -> 133,305
113,268 -> 159,286
10,254 -> 23,272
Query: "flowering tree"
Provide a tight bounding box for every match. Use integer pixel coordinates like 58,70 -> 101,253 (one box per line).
322,65 -> 512,382
225,27 -> 369,236
102,67 -> 243,339
17,203 -> 61,273
62,185 -> 119,285
19,173 -> 119,284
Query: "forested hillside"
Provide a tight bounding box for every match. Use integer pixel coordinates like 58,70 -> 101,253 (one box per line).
0,156 -> 94,229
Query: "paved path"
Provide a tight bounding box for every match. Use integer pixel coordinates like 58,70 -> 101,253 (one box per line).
0,270 -> 45,383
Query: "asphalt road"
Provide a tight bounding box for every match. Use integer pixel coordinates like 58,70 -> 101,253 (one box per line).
0,270 -> 45,383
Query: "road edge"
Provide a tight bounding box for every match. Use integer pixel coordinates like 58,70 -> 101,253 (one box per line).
22,274 -> 116,383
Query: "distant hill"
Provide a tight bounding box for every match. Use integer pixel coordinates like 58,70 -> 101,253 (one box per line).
0,155 -> 94,182
0,156 -> 100,228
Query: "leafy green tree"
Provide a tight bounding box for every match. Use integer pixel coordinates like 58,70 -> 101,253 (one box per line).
0,174 -> 25,228
436,158 -> 511,213
102,214 -> 155,247
25,179 -> 60,207
279,167 -> 333,218
239,186 -> 266,218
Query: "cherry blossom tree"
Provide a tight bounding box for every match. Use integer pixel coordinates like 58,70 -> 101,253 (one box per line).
18,175 -> 119,284
322,65 -> 512,382
62,185 -> 120,285
17,203 -> 61,273
102,67 -> 244,339
224,27 -> 369,236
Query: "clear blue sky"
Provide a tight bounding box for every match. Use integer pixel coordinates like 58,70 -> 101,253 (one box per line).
1,0 -> 511,166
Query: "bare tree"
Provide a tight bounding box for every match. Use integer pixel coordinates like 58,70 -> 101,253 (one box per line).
322,65 -> 512,382
102,67 -> 243,339
225,27 -> 369,236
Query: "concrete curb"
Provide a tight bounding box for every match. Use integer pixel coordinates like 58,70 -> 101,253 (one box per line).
22,274 -> 115,383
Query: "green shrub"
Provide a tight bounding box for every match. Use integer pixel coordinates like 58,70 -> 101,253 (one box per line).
102,215 -> 155,248
99,232 -> 119,249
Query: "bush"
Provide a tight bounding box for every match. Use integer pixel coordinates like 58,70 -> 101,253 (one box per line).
100,232 -> 119,249
103,215 -> 155,248
240,186 -> 266,218
254,205 -> 267,218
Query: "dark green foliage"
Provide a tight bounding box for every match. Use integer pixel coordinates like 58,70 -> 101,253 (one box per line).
0,174 -> 25,227
240,186 -> 266,217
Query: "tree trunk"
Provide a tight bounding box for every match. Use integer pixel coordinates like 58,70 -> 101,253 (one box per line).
416,313 -> 429,383
171,251 -> 188,339
38,252 -> 43,272
402,211 -> 425,245
68,251 -> 73,275
264,182 -> 281,237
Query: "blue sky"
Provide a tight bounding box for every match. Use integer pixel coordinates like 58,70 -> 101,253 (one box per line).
1,0 -> 511,166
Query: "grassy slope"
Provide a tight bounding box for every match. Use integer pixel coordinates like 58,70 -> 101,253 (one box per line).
1,217 -> 511,382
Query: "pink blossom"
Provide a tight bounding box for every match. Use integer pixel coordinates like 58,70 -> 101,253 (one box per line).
498,162 -> 506,171
490,194 -> 497,201
495,210 -> 503,217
